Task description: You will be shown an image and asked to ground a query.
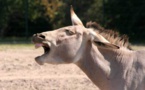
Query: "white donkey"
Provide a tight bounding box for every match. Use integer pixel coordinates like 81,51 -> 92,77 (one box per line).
32,7 -> 145,90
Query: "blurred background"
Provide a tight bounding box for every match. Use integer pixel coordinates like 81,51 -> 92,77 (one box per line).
0,0 -> 145,43
0,1 -> 145,89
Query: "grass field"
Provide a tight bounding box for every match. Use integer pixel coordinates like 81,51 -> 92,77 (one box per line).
0,43 -> 145,90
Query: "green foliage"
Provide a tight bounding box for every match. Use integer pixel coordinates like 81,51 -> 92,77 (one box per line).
51,0 -> 101,29
0,0 -> 56,37
1,0 -> 145,42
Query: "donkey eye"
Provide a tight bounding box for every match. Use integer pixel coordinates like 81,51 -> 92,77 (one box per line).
65,29 -> 74,35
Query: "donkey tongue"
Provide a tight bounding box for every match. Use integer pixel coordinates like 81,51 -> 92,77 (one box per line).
35,43 -> 43,49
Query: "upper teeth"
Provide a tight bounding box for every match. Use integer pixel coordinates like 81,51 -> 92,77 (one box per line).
47,42 -> 51,47
43,41 -> 51,47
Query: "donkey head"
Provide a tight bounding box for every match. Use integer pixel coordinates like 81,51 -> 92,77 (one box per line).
32,6 -> 116,65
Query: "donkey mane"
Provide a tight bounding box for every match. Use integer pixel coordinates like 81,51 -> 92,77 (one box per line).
86,21 -> 132,50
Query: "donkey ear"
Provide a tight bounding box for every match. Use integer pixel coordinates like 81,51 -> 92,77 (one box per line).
70,6 -> 83,26
94,41 -> 120,49
87,29 -> 109,43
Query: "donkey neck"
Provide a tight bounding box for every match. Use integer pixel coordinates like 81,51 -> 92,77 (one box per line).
76,42 -> 112,89
76,43 -> 134,90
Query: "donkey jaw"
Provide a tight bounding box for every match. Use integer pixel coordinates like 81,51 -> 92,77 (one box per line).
34,41 -> 52,65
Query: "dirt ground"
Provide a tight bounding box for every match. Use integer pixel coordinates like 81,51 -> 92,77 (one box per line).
0,44 -> 99,90
0,44 -> 145,90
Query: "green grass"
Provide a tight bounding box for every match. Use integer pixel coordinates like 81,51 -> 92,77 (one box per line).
0,44 -> 34,51
0,37 -> 34,50
0,37 -> 145,50
0,43 -> 145,50
0,37 -> 32,44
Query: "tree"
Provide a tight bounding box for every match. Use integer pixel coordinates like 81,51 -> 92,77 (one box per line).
0,0 -> 62,37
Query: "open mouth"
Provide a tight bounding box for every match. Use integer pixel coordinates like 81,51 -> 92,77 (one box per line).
43,45 -> 50,54
35,43 -> 51,54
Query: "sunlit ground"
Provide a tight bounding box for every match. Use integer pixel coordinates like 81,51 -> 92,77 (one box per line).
0,43 -> 145,90
131,44 -> 145,50
0,43 -> 145,50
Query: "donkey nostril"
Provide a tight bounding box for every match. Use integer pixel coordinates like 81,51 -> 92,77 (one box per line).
39,35 -> 45,39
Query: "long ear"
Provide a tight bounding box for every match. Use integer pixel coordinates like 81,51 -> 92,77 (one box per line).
94,41 -> 120,49
70,6 -> 83,26
87,28 -> 109,43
